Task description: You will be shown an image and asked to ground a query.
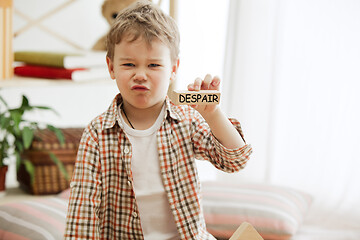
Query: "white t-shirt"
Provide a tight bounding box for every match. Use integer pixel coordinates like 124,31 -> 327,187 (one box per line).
119,104 -> 179,240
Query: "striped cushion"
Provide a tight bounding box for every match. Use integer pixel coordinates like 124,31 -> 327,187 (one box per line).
0,197 -> 67,240
202,182 -> 312,240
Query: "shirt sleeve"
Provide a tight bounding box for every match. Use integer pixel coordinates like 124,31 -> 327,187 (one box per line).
64,126 -> 102,240
191,111 -> 253,173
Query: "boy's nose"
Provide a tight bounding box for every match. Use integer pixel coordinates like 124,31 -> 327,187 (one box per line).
133,70 -> 147,82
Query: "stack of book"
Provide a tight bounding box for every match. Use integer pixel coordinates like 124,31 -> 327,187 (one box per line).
14,51 -> 110,82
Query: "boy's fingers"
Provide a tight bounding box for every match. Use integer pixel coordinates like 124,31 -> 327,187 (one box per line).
202,74 -> 212,90
193,77 -> 202,91
187,83 -> 195,91
188,75 -> 220,91
209,76 -> 220,90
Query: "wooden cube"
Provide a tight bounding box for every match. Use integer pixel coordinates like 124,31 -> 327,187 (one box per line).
170,90 -> 221,105
229,222 -> 264,240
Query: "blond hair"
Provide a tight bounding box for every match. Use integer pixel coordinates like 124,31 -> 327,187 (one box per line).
106,1 -> 180,63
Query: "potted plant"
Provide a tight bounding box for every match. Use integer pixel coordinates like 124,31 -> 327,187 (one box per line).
0,94 -> 68,193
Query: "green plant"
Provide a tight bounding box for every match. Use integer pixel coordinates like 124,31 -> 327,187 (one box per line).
0,94 -> 69,182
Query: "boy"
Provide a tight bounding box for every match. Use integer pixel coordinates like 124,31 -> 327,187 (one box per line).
65,1 -> 252,239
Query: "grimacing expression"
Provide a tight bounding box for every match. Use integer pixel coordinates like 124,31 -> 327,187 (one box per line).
107,36 -> 178,110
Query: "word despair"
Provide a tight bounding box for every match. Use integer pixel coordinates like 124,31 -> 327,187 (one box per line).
171,90 -> 221,105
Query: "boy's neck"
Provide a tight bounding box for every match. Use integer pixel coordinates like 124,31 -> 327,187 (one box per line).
121,100 -> 165,130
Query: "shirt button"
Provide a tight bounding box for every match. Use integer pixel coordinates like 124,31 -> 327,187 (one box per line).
127,180 -> 132,187
132,212 -> 138,218
124,147 -> 130,154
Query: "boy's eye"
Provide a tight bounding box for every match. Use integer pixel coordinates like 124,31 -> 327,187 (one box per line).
123,63 -> 135,67
149,64 -> 160,68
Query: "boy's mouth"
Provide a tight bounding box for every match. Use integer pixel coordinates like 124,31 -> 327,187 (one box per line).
131,85 -> 149,91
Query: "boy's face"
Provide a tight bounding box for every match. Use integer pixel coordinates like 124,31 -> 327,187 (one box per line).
107,36 -> 178,111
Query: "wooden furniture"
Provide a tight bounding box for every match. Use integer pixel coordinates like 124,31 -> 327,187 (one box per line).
230,222 -> 264,240
19,128 -> 83,195
0,0 -> 13,80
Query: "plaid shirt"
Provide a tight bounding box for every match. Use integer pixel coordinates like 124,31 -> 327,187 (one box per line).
64,94 -> 252,240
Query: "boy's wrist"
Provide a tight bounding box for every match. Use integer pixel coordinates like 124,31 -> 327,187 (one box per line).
200,106 -> 245,149
200,106 -> 222,123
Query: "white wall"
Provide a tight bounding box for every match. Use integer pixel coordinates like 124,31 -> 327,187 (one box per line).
13,0 -> 108,51
219,0 -> 277,183
2,0 -> 230,187
3,0 -> 116,187
177,0 -> 230,180
176,1 -> 230,89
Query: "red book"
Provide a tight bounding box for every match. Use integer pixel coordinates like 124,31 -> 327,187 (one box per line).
14,65 -> 109,81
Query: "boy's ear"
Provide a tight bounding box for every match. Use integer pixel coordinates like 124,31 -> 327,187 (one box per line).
106,56 -> 116,79
172,58 -> 180,75
170,59 -> 180,82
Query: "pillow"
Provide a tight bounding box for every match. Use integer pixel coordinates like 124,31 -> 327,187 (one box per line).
0,197 -> 68,240
202,182 -> 312,240
58,188 -> 70,200
0,184 -> 311,240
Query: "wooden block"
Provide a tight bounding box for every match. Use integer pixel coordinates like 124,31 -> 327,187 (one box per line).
229,222 -> 263,240
170,90 -> 220,105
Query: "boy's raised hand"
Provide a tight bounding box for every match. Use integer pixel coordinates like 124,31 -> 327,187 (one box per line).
187,74 -> 220,115
187,74 -> 245,149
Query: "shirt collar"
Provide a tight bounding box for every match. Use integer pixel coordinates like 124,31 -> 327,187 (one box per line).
102,94 -> 182,130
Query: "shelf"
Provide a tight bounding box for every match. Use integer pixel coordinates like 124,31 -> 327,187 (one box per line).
0,76 -> 113,88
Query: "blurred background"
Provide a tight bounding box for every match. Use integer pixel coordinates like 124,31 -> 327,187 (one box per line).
1,0 -> 360,234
